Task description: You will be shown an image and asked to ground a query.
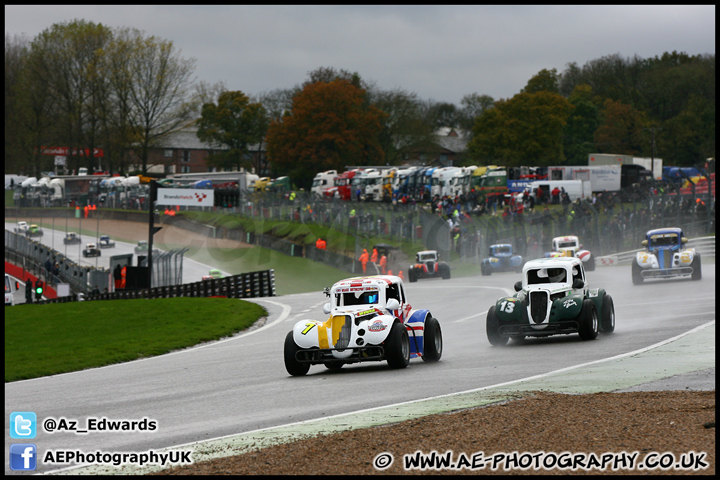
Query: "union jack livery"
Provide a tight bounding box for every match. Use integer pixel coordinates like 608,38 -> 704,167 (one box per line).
632,227 -> 701,284
544,235 -> 595,271
284,275 -> 442,376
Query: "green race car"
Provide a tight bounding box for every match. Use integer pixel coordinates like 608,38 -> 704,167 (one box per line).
486,257 -> 615,346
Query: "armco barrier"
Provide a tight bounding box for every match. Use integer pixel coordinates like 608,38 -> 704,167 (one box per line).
35,269 -> 275,304
595,235 -> 715,266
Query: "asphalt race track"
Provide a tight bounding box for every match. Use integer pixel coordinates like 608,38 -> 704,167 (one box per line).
4,224 -> 715,475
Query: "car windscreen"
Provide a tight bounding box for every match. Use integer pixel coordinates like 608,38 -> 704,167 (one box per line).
337,290 -> 379,306
650,234 -> 677,247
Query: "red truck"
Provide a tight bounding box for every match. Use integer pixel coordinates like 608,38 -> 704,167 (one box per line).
324,169 -> 362,200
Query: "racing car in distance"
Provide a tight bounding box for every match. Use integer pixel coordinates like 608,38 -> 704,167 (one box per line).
202,269 -> 224,281
63,232 -> 81,245
98,235 -> 115,248
82,243 -> 101,257
14,221 -> 28,234
284,275 -> 443,376
486,257 -> 614,346
632,227 -> 701,284
25,224 -> 44,237
407,250 -> 450,282
481,243 -> 523,276
544,235 -> 595,271
134,240 -> 159,255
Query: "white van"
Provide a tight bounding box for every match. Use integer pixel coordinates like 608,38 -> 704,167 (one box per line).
515,179 -> 590,204
5,273 -> 18,306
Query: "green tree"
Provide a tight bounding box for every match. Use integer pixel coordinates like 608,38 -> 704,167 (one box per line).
468,91 -> 573,166
27,20 -> 113,175
266,79 -> 386,189
196,90 -> 268,172
562,84 -> 601,165
369,88 -> 436,166
523,68 -> 560,94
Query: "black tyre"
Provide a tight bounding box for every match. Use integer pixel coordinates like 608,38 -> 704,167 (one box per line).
385,322 -> 410,369
422,316 -> 442,362
631,261 -> 643,285
284,331 -> 310,376
486,306 -> 508,346
691,254 -> 702,281
481,263 -> 491,276
578,299 -> 599,340
441,264 -> 451,280
408,268 -> 417,283
585,255 -> 596,272
600,294 -> 615,333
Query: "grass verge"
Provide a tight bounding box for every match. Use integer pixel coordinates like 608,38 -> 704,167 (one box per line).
5,297 -> 267,382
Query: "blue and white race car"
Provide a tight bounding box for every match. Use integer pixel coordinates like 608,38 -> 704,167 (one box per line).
632,227 -> 701,284
481,244 -> 523,276
284,275 -> 443,376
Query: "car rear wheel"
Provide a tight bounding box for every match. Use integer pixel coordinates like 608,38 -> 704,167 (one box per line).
408,269 -> 417,283
284,331 -> 310,376
385,322 -> 410,369
578,299 -> 599,340
422,316 -> 442,362
600,294 -> 615,333
486,306 -> 508,346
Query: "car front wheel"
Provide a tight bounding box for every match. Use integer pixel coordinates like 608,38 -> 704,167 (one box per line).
385,322 -> 410,369
691,254 -> 702,280
486,306 -> 508,346
422,316 -> 442,362
600,294 -> 615,333
631,261 -> 643,285
578,299 -> 599,340
284,331 -> 310,376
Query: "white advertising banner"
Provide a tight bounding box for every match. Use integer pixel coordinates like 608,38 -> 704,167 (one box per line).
156,188 -> 214,207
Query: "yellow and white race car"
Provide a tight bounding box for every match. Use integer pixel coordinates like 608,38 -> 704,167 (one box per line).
284,275 -> 442,376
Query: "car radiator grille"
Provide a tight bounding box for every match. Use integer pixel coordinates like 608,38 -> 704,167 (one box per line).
426,261 -> 436,272
332,315 -> 352,351
660,251 -> 672,269
529,291 -> 549,324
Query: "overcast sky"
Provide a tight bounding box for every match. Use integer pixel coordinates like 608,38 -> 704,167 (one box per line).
5,5 -> 715,105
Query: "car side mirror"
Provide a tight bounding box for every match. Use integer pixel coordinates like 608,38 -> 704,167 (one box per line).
641,240 -> 648,247
573,278 -> 584,289
681,237 -> 688,244
514,281 -> 522,292
386,298 -> 400,311
323,303 -> 331,314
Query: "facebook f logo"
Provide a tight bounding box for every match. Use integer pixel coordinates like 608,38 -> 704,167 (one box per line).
10,411 -> 36,438
10,444 -> 37,471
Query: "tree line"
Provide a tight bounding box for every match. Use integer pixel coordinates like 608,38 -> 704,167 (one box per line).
5,20 -> 715,190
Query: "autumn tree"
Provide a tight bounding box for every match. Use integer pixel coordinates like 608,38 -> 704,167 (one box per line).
266,78 -> 386,189
468,91 -> 573,166
594,98 -> 647,155
196,90 -> 268,172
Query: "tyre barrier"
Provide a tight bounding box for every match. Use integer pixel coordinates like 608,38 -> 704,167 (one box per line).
35,269 -> 276,304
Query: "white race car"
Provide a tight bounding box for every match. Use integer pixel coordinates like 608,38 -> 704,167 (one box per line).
544,235 -> 595,271
284,275 -> 443,376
